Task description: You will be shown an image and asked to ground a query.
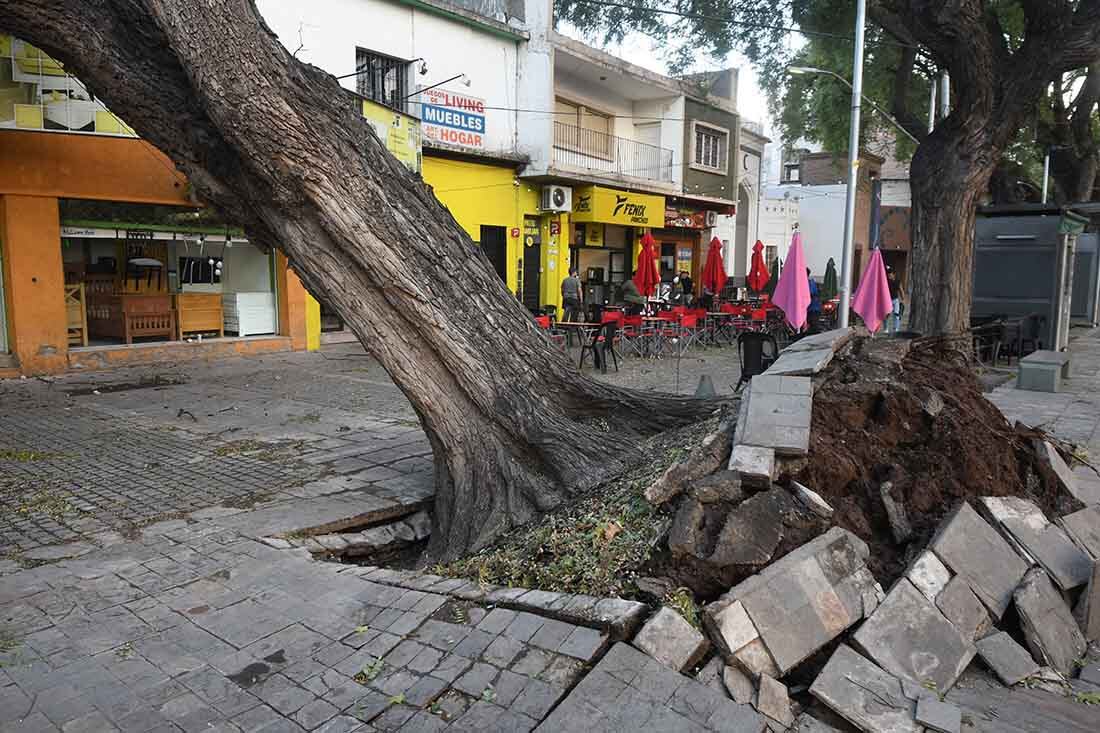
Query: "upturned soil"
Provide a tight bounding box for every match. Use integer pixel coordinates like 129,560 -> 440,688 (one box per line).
790,336 -> 1069,583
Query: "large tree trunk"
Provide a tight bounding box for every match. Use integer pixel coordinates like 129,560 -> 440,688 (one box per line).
4,1 -> 714,561
907,126 -> 1000,336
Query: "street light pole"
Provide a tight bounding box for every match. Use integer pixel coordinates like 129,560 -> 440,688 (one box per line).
837,0 -> 867,328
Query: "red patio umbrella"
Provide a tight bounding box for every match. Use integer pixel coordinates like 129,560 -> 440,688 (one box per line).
747,240 -> 770,293
634,232 -> 660,297
701,236 -> 728,295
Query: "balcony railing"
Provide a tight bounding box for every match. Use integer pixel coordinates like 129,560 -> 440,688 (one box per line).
553,121 -> 675,184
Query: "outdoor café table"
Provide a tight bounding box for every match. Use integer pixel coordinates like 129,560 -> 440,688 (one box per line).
706,312 -> 739,345
643,315 -> 679,357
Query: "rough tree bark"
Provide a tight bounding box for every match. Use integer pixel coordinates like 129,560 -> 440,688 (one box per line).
3,1 -> 714,560
875,0 -> 1100,337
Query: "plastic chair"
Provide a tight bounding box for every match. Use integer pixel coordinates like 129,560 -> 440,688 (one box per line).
735,331 -> 779,391
580,321 -> 620,373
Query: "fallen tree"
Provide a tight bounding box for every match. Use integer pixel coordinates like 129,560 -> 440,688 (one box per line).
3,0 -> 715,560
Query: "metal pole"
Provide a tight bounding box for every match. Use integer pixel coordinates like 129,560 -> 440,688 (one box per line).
1042,149 -> 1051,204
838,0 -> 867,329
939,72 -> 950,119
928,80 -> 936,133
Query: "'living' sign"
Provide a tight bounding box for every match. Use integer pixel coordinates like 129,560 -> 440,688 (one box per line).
420,88 -> 486,149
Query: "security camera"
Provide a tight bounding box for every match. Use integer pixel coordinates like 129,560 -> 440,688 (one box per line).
418,61 -> 428,76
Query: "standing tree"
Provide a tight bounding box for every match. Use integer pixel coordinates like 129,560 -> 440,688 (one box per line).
4,0 -> 714,561
558,0 -> 1100,336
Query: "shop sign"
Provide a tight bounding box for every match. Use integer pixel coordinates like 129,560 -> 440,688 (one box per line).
549,221 -> 561,236
361,99 -> 422,173
665,205 -> 708,229
571,186 -> 664,226
585,224 -> 603,246
510,227 -> 520,238
420,88 -> 486,149
60,226 -> 97,237
523,217 -> 541,247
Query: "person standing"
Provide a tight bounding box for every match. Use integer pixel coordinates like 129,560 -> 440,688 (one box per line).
679,270 -> 694,306
621,272 -> 646,315
806,267 -> 821,331
887,268 -> 902,334
561,268 -> 583,323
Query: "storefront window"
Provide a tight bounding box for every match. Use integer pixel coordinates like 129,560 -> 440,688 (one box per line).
1,35 -> 134,136
59,200 -> 278,347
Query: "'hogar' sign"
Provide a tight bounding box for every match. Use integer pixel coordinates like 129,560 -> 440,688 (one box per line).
420,88 -> 486,148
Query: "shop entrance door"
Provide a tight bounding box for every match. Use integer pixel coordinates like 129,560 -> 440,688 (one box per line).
480,226 -> 508,284
522,244 -> 542,313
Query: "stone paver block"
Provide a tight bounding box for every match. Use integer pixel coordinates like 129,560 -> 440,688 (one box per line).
906,550 -> 950,603
785,328 -> 853,354
536,643 -> 765,732
1039,441 -> 1088,504
755,674 -> 794,728
934,575 -> 991,642
791,713 -> 846,732
982,496 -> 1092,590
765,347 -> 835,376
722,663 -> 755,704
1079,561 -> 1100,642
727,445 -> 775,487
853,579 -> 975,692
1014,567 -> 1086,677
809,645 -> 921,733
706,527 -> 873,675
632,606 -> 709,673
705,599 -> 759,658
928,501 -> 1029,619
879,481 -> 913,543
732,638 -> 780,680
974,631 -> 1039,686
736,376 -> 813,456
915,696 -> 962,733
791,481 -> 833,519
1060,506 -> 1100,559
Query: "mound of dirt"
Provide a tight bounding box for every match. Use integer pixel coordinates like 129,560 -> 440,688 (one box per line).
790,336 -> 1070,584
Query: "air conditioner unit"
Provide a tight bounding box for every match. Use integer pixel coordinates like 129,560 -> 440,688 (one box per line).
540,185 -> 572,212
704,210 -> 719,227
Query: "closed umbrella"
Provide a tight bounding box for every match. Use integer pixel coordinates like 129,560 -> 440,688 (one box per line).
823,258 -> 838,301
700,236 -> 728,296
747,240 -> 770,293
634,232 -> 660,297
852,248 -> 893,333
764,258 -> 781,297
772,232 -> 812,330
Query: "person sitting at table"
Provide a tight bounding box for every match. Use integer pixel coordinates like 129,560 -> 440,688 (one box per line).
621,272 -> 646,315
699,283 -> 715,312
679,270 -> 694,305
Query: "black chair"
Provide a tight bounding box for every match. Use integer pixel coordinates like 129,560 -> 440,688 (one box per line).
580,322 -> 620,373
735,331 -> 778,391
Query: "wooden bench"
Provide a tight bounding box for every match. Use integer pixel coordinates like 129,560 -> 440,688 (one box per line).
1018,349 -> 1071,393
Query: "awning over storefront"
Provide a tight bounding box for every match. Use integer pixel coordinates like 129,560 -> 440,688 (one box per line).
571,185 -> 664,227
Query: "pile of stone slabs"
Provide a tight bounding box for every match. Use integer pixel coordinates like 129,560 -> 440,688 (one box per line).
809,645 -> 923,733
703,527 -> 880,678
980,496 -> 1092,591
1060,505 -> 1100,559
852,578 -> 976,692
1014,567 -> 1087,677
732,374 -> 813,457
925,502 -> 1030,620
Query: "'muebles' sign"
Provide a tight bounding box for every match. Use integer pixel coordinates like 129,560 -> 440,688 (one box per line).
420,88 -> 486,148
571,186 -> 665,227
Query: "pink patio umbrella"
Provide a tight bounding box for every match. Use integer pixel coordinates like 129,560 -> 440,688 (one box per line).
771,231 -> 811,331
851,247 -> 893,333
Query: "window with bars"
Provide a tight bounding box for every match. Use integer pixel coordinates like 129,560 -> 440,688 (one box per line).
355,48 -> 409,111
692,122 -> 728,172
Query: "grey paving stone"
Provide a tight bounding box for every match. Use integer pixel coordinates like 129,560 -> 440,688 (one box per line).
294,698 -> 340,730
454,662 -> 499,698
1014,567 -> 1087,677
251,674 -> 317,716
1079,561 -> 1100,643
853,578 -> 975,691
974,631 -> 1039,686
480,634 -> 525,668
982,496 -> 1092,590
501,613 -> 545,643
555,626 -> 606,661
809,645 -> 921,733
406,645 -> 443,675
403,674 -> 448,707
528,619 -> 575,653
934,575 -> 991,642
1060,506 -> 1100,559
451,629 -> 496,660
755,674 -> 794,728
511,678 -> 562,720
632,606 -> 710,673
915,696 -> 962,733
706,527 -> 873,675
61,710 -> 119,732
928,501 -> 1029,619
765,347 -> 835,376
727,445 -> 775,486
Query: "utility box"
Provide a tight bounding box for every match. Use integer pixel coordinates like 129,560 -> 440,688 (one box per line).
973,205 -> 1089,351
1072,232 -> 1100,326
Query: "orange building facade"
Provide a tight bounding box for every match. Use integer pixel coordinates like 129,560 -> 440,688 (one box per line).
0,130 -> 318,377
